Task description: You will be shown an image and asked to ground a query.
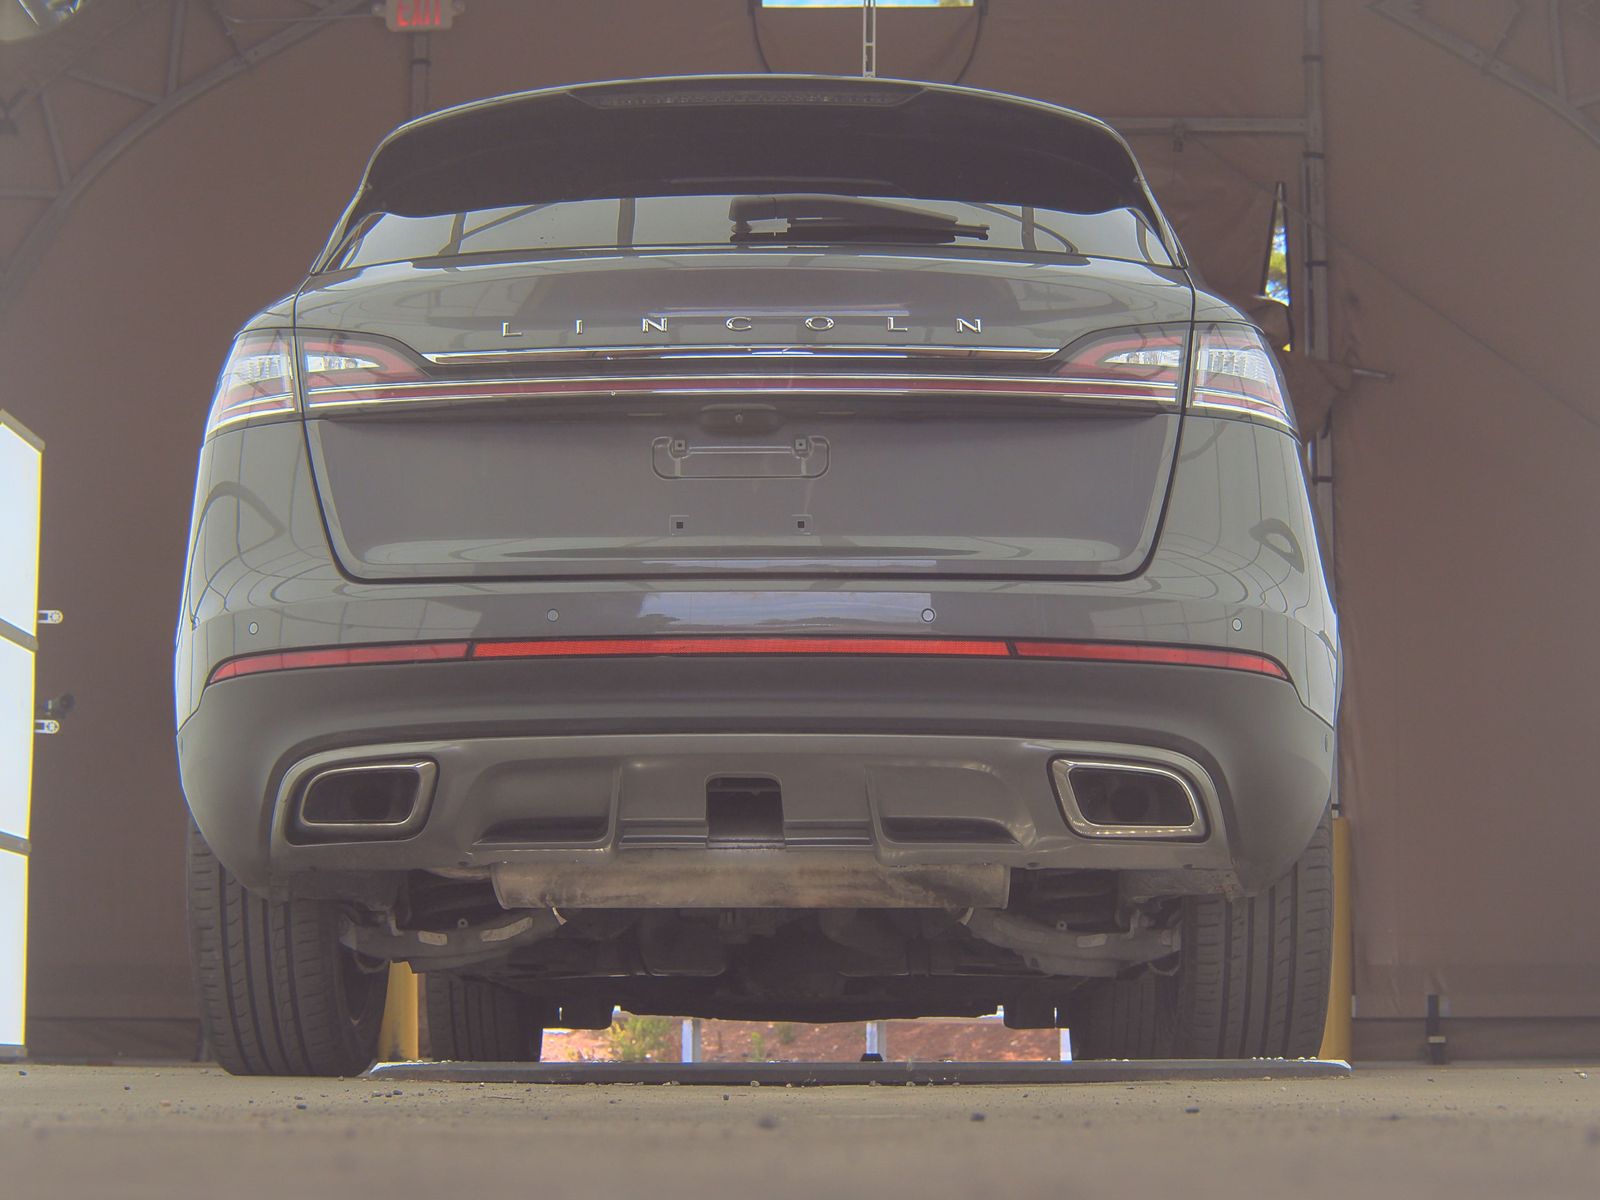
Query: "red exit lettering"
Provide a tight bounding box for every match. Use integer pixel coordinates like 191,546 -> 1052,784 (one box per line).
385,0 -> 453,32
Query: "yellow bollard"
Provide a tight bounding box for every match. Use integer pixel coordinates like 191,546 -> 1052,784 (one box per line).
377,962 -> 421,1062
1318,815 -> 1352,1061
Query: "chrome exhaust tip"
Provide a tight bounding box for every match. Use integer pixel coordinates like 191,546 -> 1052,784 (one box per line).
1050,758 -> 1207,840
291,760 -> 436,841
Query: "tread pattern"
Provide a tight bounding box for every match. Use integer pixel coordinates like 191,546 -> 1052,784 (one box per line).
1076,808 -> 1333,1060
187,823 -> 384,1076
425,975 -> 544,1062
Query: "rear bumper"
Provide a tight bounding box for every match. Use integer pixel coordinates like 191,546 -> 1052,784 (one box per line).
177,654 -> 1333,899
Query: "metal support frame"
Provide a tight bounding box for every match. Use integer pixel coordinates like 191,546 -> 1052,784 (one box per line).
861,0 -> 877,78
0,0 -> 370,316
1303,0 -> 1338,659
1303,0 -> 1331,362
1370,0 -> 1600,148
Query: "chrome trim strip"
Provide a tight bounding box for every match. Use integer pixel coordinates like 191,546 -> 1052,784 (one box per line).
425,343 -> 1060,365
302,373 -> 1180,412
1049,755 -> 1209,841
287,759 -> 437,841
308,373 -> 1167,397
306,387 -> 1177,411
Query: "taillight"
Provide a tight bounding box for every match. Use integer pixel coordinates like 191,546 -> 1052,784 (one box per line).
204,330 -> 296,436
1053,325 -> 1187,407
1190,323 -> 1294,431
299,332 -> 429,408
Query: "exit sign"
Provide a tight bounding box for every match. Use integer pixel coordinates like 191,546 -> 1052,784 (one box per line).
384,0 -> 457,31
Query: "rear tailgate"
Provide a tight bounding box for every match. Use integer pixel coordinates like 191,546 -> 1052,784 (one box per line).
297,253 -> 1192,581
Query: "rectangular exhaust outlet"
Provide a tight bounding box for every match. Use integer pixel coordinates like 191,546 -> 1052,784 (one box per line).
293,760 -> 435,841
1050,759 -> 1206,840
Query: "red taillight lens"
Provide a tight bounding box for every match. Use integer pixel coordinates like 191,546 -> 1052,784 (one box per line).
1012,640 -> 1288,679
299,332 -> 429,407
207,641 -> 470,683
1053,325 -> 1187,407
1190,323 -> 1294,431
205,330 -> 296,436
204,635 -> 1292,688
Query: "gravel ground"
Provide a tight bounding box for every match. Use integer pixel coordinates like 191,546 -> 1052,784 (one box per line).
1,1063 -> 1596,1199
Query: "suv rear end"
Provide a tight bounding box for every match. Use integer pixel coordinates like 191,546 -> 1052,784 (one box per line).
177,75 -> 1337,1075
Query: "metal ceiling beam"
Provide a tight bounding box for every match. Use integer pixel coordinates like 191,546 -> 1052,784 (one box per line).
0,0 -> 369,316
64,68 -> 162,105
1110,116 -> 1308,137
1370,0 -> 1600,149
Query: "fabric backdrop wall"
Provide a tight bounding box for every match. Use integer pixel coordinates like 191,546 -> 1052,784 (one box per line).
0,0 -> 1594,1054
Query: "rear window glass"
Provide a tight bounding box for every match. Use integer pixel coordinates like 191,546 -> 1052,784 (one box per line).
339,197 -> 1171,269
330,88 -> 1174,270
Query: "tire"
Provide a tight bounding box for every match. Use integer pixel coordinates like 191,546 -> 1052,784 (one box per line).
424,974 -> 545,1061
1075,807 -> 1334,1060
186,822 -> 386,1076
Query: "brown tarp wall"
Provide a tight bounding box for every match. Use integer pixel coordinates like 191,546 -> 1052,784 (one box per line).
1,0 -> 1596,1055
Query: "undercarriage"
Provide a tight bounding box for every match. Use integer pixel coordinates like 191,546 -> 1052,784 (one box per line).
344,868 -> 1179,1027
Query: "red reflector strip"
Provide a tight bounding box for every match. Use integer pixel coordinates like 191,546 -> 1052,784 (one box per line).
1011,640 -> 1288,679
207,641 -> 470,684
470,637 -> 1012,660
202,637 -> 1289,687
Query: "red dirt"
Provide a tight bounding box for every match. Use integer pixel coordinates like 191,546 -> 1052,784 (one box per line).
542,1018 -> 1061,1063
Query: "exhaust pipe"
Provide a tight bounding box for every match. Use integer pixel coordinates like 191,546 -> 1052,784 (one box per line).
1050,758 -> 1206,840
292,760 -> 436,841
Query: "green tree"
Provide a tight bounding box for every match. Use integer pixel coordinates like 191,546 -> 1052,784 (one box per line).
604,1014 -> 677,1062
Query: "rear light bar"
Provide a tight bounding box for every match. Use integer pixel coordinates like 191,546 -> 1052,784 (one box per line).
300,372 -> 1181,410
286,328 -> 1187,414
204,635 -> 1287,686
472,636 -> 1010,659
200,323 -> 1294,433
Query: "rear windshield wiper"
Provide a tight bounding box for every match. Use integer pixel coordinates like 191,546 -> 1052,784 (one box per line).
729,194 -> 989,244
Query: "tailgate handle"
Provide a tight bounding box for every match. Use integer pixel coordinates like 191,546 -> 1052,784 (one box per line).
652,435 -> 829,479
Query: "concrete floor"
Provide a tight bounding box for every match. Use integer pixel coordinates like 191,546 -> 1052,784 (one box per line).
1,1063 -> 1595,1199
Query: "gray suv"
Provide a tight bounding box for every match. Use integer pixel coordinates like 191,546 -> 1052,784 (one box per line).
177,75 -> 1338,1075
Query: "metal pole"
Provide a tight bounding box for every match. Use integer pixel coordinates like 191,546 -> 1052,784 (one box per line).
1302,0 -> 1348,1054
1302,0 -> 1330,362
409,31 -> 431,118
1303,0 -> 1337,629
680,1017 -> 702,1063
864,1019 -> 887,1060
861,0 -> 877,79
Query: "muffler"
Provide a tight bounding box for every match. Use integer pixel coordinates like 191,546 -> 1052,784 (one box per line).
493,850 -> 1009,909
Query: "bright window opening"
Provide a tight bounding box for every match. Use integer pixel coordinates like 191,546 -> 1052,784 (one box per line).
1258,181 -> 1292,351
